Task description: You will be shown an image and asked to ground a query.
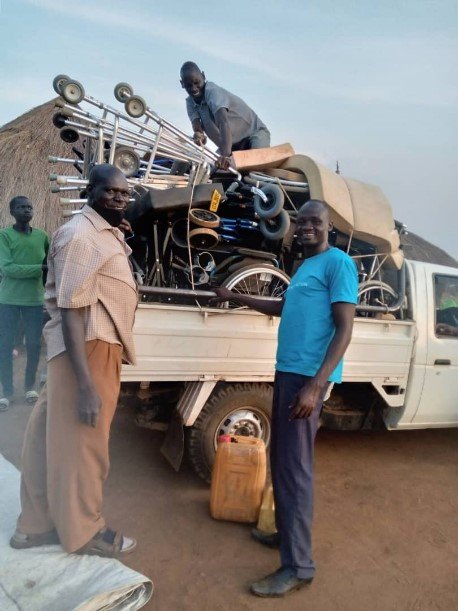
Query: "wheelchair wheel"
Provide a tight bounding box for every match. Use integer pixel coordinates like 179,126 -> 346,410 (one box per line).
114,82 -> 134,103
113,146 -> 140,177
253,184 -> 284,219
259,209 -> 291,241
189,208 -> 220,229
61,80 -> 85,104
357,281 -> 398,309
52,74 -> 70,95
125,95 -> 147,118
188,227 -> 220,249
220,263 -> 290,308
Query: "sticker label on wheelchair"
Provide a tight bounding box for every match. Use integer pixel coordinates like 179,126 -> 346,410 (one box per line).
210,190 -> 221,212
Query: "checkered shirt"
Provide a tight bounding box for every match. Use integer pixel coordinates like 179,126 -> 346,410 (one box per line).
43,205 -> 137,364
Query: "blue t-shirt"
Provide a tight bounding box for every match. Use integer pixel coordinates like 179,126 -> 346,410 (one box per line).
276,247 -> 358,383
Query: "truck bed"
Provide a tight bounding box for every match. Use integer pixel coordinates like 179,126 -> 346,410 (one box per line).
122,303 -> 415,395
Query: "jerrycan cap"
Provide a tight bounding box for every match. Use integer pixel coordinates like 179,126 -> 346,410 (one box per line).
218,434 -> 231,443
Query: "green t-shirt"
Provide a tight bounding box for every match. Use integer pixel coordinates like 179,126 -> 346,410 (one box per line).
0,226 -> 49,306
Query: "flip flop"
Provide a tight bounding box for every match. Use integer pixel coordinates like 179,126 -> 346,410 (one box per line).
76,527 -> 137,558
0,398 -> 9,412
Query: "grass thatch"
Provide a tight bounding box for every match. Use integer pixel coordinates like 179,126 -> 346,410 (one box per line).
0,98 -> 79,236
401,230 -> 457,268
1,100 -> 457,269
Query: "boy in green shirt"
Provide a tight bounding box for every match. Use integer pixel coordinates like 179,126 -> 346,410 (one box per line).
0,196 -> 49,410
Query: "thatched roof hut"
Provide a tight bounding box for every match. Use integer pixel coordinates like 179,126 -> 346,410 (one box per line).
1,100 -> 457,270
0,98 -> 79,236
401,230 -> 457,268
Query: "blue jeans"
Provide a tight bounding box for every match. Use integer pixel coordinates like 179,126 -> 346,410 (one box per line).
0,304 -> 43,397
231,127 -> 271,151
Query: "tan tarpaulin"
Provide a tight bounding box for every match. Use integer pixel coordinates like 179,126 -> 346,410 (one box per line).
278,154 -> 403,269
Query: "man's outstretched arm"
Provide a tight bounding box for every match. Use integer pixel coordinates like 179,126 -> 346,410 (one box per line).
213,286 -> 284,317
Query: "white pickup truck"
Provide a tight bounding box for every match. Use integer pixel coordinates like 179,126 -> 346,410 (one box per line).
121,258 -> 458,481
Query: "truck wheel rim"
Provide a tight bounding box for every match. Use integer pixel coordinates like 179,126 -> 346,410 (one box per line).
214,408 -> 270,450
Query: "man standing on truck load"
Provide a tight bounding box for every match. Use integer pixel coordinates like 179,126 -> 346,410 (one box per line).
10,165 -> 139,558
0,196 -> 49,411
180,61 -> 270,170
214,200 -> 358,597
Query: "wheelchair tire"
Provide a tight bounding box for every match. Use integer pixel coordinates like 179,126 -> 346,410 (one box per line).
189,208 -> 220,229
188,228 -> 220,250
253,184 -> 284,219
259,209 -> 291,241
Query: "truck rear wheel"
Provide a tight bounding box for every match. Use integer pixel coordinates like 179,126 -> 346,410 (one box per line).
186,383 -> 272,482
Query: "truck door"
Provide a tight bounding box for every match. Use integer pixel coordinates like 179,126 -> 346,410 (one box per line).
412,273 -> 458,425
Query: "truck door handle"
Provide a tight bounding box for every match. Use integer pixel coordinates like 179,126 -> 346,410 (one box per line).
434,359 -> 451,366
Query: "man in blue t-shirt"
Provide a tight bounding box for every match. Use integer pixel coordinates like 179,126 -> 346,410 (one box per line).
180,61 -> 270,170
214,200 -> 358,598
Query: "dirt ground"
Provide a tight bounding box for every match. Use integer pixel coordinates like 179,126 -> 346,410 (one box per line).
1,355 -> 457,611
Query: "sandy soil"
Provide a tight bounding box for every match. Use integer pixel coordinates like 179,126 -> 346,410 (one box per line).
1,355 -> 457,610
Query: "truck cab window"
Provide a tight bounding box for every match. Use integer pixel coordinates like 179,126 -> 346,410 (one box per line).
434,275 -> 458,338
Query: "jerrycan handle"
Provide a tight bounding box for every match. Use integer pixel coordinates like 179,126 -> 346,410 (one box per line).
217,435 -> 238,443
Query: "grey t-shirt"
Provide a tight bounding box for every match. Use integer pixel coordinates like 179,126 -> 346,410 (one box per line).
186,81 -> 267,148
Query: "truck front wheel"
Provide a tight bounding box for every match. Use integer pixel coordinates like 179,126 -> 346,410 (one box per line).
186,383 -> 272,482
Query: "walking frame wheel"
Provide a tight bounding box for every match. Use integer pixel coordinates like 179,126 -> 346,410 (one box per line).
61,79 -> 85,105
114,82 -> 134,103
52,74 -> 70,95
125,95 -> 147,118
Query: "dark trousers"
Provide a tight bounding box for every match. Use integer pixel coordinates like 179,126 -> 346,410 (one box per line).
0,304 -> 43,397
270,371 -> 325,579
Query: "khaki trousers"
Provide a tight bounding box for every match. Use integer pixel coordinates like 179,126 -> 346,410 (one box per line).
17,340 -> 122,552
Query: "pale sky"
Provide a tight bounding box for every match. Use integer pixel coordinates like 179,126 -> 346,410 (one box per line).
1,0 -> 457,258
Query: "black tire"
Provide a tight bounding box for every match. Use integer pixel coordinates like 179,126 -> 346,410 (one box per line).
253,184 -> 284,219
61,80 -> 85,104
259,209 -> 291,240
114,82 -> 134,103
52,74 -> 70,95
186,383 -> 273,482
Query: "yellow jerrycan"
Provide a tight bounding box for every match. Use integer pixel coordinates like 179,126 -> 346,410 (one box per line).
210,435 -> 267,523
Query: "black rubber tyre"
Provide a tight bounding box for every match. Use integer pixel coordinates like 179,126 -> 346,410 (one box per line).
125,95 -> 147,118
186,383 -> 273,482
52,74 -> 70,95
188,227 -> 220,249
61,80 -> 85,104
253,184 -> 284,219
114,82 -> 134,103
259,209 -> 291,240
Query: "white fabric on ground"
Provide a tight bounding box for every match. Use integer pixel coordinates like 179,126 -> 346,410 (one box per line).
0,454 -> 153,611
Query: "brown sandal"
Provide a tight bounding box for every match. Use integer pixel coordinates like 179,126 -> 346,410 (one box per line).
76,527 -> 137,558
10,529 -> 60,549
